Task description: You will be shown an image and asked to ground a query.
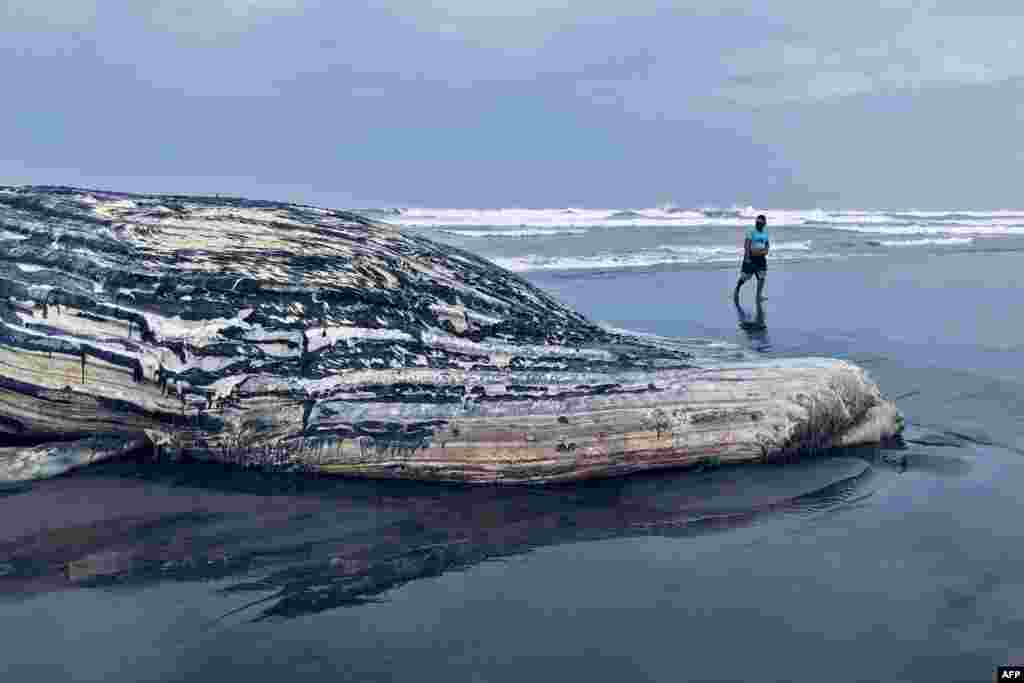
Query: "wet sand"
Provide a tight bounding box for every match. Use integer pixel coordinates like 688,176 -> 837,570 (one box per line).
1,250 -> 1022,682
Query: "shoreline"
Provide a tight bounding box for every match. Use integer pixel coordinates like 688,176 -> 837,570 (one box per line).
519,243 -> 1024,279
1,234 -> 1022,682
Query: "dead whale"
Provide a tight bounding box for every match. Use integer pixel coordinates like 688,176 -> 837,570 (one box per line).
0,186 -> 902,484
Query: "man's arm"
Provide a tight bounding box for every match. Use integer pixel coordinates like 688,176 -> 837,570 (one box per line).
743,238 -> 752,259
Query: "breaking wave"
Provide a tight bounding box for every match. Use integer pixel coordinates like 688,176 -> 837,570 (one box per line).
494,241 -> 818,272
827,223 -> 1024,236
380,205 -> 1022,273
440,228 -> 589,238
871,237 -> 975,247
383,207 -> 1024,233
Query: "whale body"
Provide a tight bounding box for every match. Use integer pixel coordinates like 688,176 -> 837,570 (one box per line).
0,186 -> 902,484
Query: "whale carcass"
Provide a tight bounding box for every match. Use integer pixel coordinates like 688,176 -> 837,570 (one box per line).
0,186 -> 902,483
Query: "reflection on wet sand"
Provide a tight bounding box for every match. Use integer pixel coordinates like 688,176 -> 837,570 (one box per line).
0,441 -> 961,623
735,299 -> 770,351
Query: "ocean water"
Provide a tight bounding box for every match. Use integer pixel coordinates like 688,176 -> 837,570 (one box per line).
2,210 -> 1023,682
369,206 -> 1024,273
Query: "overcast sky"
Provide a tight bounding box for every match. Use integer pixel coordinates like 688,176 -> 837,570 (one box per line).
2,1 -> 1021,208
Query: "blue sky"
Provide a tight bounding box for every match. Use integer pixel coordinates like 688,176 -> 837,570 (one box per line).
2,1 -> 1022,208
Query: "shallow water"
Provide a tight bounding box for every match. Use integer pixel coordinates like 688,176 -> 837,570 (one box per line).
2,251 -> 1022,682
384,206 -> 1024,274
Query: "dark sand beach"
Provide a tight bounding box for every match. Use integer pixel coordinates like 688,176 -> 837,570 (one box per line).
2,250 -> 1022,682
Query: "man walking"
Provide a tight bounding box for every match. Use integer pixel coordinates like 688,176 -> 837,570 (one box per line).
733,214 -> 769,302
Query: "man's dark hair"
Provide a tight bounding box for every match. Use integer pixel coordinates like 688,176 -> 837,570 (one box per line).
756,214 -> 767,222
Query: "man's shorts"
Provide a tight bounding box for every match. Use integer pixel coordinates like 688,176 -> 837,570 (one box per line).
739,258 -> 766,281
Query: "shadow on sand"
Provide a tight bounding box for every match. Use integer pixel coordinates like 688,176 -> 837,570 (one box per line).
0,437 -> 964,624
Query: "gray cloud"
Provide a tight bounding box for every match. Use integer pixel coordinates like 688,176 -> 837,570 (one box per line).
4,0 -> 98,26
372,1 -> 1022,103
4,0 -> 309,33
1,1 -> 1021,207
144,0 -> 310,39
717,10 -> 1022,104
7,2 -> 1020,100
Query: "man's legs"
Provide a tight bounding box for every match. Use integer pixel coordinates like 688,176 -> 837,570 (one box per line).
733,271 -> 751,300
755,270 -> 766,301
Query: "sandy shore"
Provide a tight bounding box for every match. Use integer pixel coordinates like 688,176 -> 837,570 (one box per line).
1,249 -> 1021,682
